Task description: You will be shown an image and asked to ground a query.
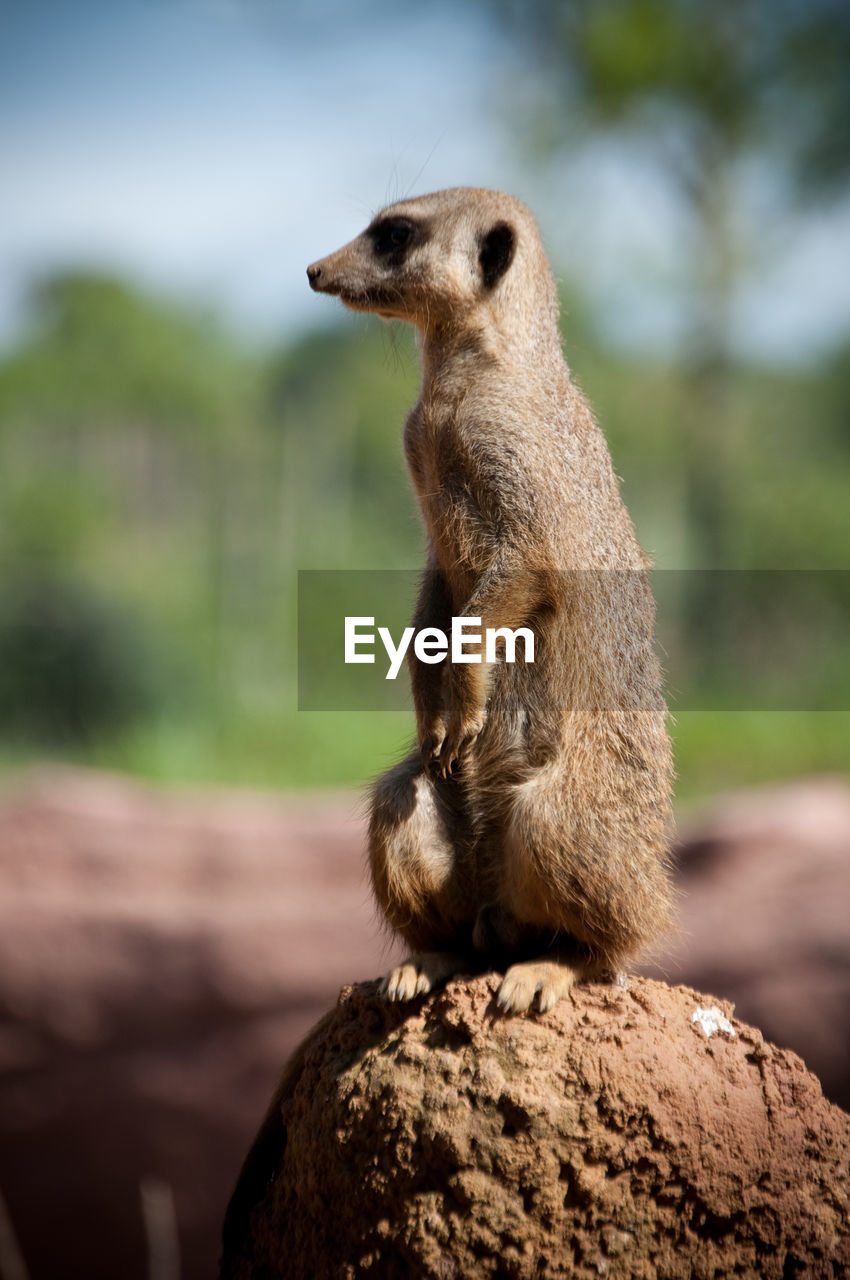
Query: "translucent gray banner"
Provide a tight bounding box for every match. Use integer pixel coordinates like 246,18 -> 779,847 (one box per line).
297,569 -> 850,711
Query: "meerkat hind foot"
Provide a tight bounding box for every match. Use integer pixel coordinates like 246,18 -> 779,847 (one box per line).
380,950 -> 464,1002
497,958 -> 578,1015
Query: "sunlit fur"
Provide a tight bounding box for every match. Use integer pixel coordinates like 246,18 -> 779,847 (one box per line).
308,187 -> 674,1013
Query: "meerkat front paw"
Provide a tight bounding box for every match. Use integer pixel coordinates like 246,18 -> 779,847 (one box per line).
380,951 -> 463,1001
419,716 -> 447,770
437,706 -> 486,778
496,959 -> 577,1014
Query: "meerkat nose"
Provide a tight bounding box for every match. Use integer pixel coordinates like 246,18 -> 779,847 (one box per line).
306,263 -> 323,288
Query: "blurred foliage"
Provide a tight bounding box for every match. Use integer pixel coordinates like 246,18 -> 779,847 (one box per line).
0,268 -> 848,797
489,0 -> 850,203
0,570 -> 155,743
0,273 -> 423,787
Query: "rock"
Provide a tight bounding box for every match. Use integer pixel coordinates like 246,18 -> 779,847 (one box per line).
220,975 -> 850,1280
646,777 -> 850,1112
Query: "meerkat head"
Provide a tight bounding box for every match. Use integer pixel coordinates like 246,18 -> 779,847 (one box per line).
307,187 -> 559,343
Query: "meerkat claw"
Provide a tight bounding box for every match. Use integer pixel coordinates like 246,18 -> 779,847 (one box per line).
380,952 -> 463,1002
496,970 -> 540,1014
381,962 -> 422,1001
497,960 -> 577,1015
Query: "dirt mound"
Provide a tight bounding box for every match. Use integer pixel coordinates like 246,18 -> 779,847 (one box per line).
221,974 -> 850,1280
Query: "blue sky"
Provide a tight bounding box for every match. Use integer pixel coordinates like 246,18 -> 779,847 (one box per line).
2,0 -> 849,362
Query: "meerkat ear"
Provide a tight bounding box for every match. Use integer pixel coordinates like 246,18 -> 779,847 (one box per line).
478,221 -> 516,290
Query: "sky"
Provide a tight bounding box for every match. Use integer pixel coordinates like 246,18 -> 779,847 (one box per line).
2,0 -> 850,363
0,0 -> 518,342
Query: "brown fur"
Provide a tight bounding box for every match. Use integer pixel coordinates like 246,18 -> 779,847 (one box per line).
307,187 -> 674,1012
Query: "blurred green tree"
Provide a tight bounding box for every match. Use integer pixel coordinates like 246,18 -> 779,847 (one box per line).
0,273 -> 260,704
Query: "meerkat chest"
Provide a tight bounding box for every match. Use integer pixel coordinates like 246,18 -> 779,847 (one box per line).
403,402 -> 455,509
403,402 -> 500,571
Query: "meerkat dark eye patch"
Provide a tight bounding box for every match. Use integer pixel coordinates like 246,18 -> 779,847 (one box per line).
370,217 -> 417,259
479,221 -> 516,290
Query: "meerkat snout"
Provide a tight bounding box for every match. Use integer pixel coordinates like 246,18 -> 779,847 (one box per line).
306,255 -> 347,301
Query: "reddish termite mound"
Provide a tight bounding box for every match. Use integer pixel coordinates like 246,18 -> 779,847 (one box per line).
220,975 -> 850,1280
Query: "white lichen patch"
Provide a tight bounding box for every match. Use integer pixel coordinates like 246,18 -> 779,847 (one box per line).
692,1005 -> 737,1039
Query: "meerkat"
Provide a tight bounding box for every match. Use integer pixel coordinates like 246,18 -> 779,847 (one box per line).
307,186 -> 674,1014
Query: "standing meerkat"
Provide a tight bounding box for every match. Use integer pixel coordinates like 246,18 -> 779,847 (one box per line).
307,186 -> 674,1014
